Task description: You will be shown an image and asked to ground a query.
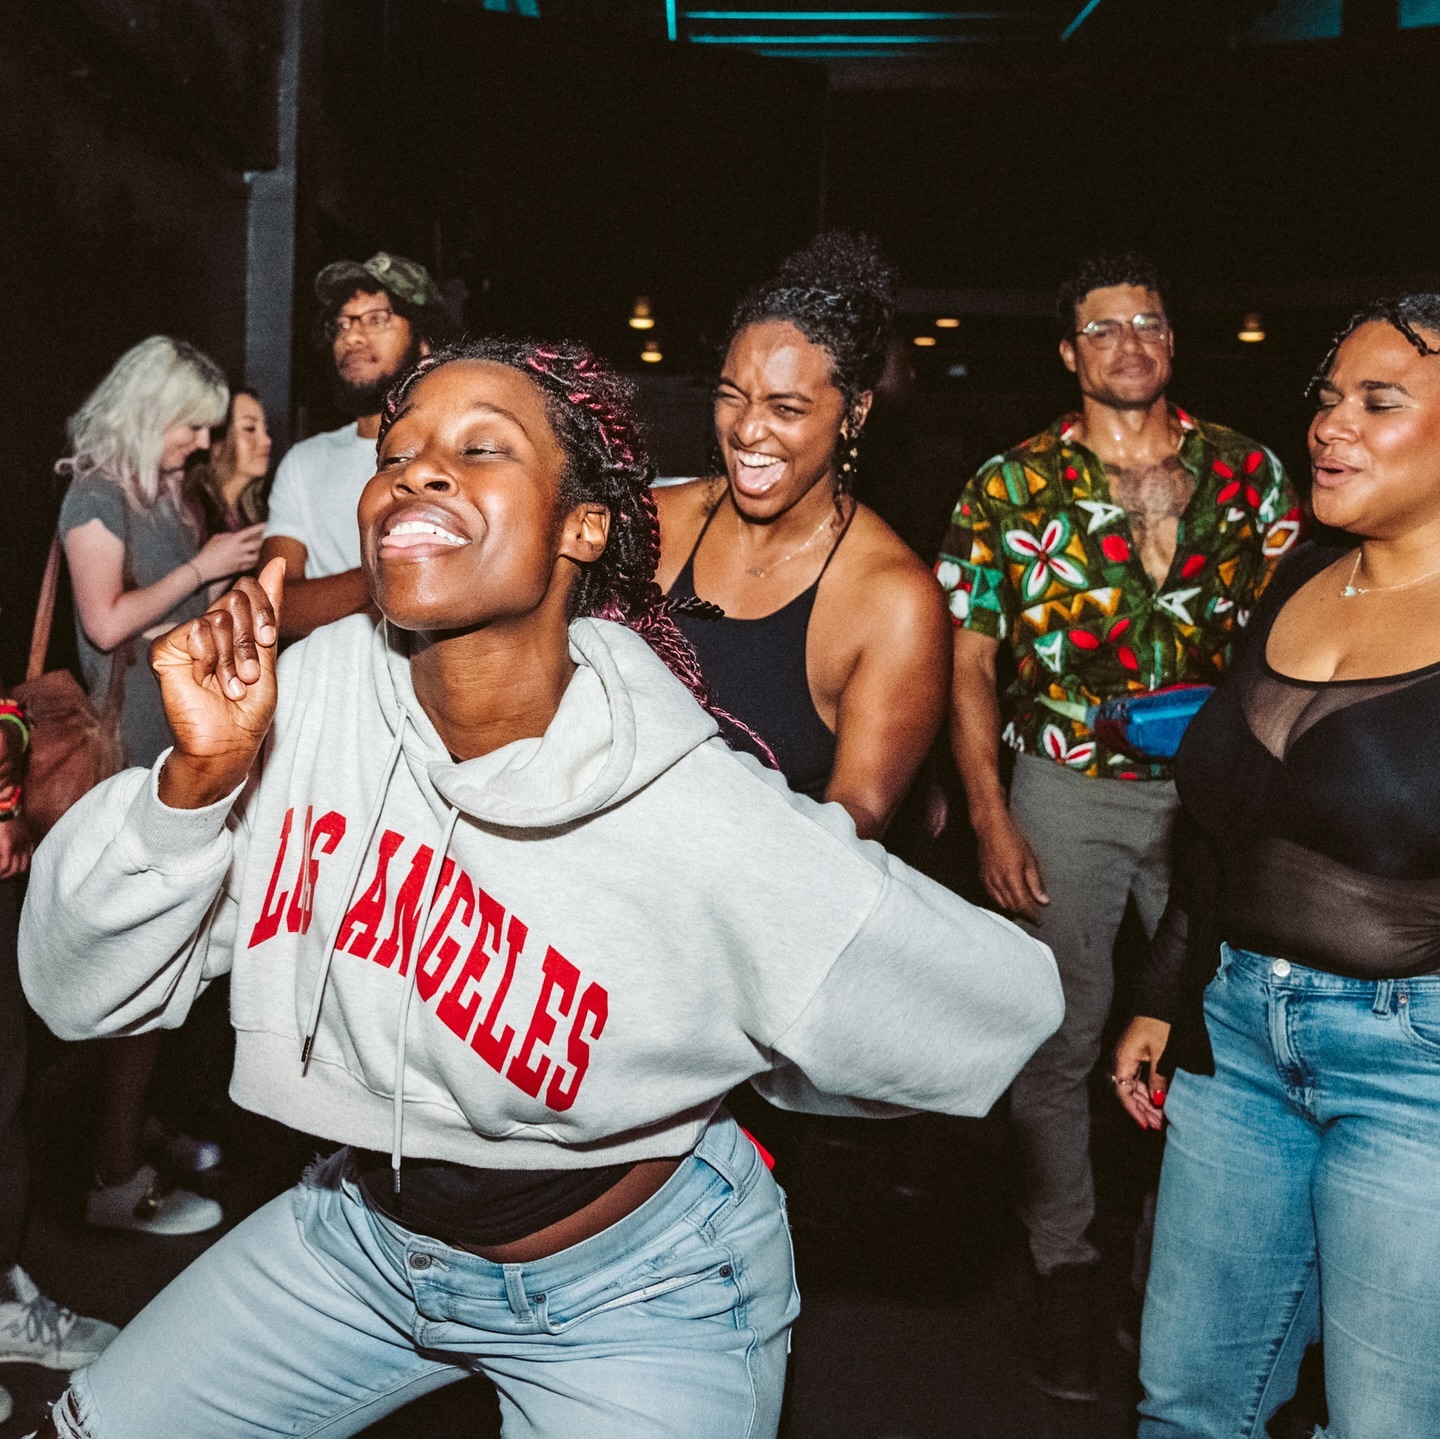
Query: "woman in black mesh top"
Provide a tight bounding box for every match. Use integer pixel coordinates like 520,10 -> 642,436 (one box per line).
1114,296 -> 1440,1439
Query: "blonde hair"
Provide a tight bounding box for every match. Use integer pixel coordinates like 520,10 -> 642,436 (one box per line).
57,337 -> 228,511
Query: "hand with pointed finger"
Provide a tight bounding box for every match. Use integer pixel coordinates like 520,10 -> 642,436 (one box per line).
152,558 -> 285,810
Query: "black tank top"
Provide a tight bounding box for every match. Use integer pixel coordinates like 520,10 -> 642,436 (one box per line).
669,494 -> 850,801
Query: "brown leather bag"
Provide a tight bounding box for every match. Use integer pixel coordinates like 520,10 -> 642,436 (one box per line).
10,536 -> 125,837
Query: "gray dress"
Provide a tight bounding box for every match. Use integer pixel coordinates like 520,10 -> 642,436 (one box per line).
57,475 -> 210,768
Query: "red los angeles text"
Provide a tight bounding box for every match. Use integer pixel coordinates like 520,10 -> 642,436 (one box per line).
246,809 -> 608,1111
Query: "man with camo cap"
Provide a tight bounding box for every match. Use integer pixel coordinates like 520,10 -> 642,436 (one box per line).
261,252 -> 453,637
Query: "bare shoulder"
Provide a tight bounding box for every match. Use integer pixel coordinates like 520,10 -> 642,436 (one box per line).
1262,548 -> 1355,631
824,502 -> 948,652
839,503 -> 945,615
653,478 -> 725,587
651,477 -> 716,520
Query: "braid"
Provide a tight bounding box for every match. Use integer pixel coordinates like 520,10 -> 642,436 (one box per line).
379,338 -> 776,765
1308,293 -> 1440,396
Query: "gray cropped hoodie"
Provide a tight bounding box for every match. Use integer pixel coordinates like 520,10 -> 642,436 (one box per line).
20,615 -> 1063,1184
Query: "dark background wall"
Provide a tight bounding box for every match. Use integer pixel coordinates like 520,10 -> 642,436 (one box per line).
0,0 -> 279,682
293,4 -> 826,426
822,27 -> 1440,553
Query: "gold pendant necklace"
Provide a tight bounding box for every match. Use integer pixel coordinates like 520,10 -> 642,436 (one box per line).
736,507 -> 837,579
1340,549 -> 1440,598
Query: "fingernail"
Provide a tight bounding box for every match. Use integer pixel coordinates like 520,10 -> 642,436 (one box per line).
1152,1091 -> 1165,1107
228,678 -> 245,698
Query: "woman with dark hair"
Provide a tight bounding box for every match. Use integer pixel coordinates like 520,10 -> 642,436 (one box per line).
1111,296 -> 1440,1437
656,233 -> 951,839
21,339 -> 1060,1438
189,386 -> 272,537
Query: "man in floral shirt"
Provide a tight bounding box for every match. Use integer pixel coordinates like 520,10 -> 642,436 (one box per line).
936,252 -> 1299,1401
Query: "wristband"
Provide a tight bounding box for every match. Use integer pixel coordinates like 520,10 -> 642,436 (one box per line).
0,784 -> 21,819
0,701 -> 28,754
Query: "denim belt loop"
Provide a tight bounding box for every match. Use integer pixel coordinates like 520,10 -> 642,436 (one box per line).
1373,979 -> 1395,1017
502,1264 -> 534,1321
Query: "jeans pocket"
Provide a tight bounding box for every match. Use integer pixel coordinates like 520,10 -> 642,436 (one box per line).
540,1229 -> 737,1334
1398,985 -> 1440,1059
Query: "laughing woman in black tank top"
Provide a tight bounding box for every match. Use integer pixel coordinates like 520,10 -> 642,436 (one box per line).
1110,297 -> 1440,1439
656,234 -> 949,837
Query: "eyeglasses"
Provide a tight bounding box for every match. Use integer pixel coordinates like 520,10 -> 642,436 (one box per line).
1076,314 -> 1170,347
326,307 -> 396,340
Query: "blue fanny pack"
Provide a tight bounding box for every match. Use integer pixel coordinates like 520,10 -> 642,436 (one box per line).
1038,684 -> 1214,762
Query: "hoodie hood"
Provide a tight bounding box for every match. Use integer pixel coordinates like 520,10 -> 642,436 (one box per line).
373,617 -> 719,830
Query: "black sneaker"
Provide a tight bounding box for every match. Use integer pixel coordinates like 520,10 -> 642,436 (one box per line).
1032,1261 -> 1102,1402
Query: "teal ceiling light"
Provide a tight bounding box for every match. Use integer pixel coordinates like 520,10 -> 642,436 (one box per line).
684,9 -> 998,17
1060,0 -> 1105,41
675,4 -> 1030,55
689,32 -> 971,42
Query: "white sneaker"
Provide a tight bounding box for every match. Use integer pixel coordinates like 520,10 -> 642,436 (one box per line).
0,1267 -> 119,1370
85,1164 -> 222,1236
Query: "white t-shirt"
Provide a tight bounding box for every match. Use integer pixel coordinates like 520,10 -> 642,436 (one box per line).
264,423 -> 378,579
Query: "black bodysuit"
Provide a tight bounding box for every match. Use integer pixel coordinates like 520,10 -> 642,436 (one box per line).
669,496 -> 849,801
1138,543 -> 1440,1076
1177,543 -> 1440,980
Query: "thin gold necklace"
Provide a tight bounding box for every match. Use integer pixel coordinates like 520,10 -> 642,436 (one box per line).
734,502 -> 838,579
1341,549 -> 1440,598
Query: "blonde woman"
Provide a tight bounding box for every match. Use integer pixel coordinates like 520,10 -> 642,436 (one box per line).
59,338 -> 264,768
56,337 -> 263,1235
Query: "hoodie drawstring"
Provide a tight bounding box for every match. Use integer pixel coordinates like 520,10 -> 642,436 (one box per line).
390,803 -> 461,1195
300,717 -> 408,1070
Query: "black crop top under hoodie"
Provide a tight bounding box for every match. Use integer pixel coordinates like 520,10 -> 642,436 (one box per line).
1137,544 -> 1440,1074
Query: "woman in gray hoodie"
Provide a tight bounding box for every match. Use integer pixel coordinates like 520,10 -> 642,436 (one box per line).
21,339 -> 1062,1439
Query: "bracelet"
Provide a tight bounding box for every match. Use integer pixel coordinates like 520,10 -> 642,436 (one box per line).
0,784 -> 21,820
0,701 -> 28,754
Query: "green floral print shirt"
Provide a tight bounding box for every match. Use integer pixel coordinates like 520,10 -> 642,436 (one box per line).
935,407 -> 1301,780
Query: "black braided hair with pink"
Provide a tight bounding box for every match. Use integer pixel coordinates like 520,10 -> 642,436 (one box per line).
378,337 -> 776,763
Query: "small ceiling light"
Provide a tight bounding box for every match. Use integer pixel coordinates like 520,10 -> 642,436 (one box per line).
934,317 -> 960,329
640,337 -> 663,363
1238,311 -> 1266,343
913,335 -> 938,347
629,297 -> 656,331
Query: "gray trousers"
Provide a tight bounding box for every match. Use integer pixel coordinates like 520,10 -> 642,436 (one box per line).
1007,753 -> 1177,1275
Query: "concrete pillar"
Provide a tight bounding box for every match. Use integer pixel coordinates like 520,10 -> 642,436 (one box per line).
243,0 -> 302,453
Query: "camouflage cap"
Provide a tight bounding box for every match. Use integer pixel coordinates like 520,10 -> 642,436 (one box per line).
314,251 -> 441,312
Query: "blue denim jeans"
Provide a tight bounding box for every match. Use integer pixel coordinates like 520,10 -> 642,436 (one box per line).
59,1114 -> 799,1438
1138,944 -> 1440,1438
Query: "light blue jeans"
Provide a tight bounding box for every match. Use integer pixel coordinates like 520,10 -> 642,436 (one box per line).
1138,944 -> 1440,1438
58,1114 -> 799,1438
